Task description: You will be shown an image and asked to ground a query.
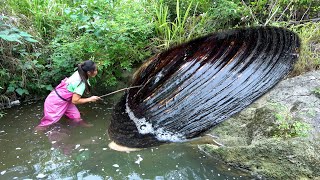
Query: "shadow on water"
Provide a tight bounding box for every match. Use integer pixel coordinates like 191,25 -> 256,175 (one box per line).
0,98 -> 251,179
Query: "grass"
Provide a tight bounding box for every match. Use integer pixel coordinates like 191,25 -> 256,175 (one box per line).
152,0 -> 205,49
290,22 -> 320,76
5,0 -> 69,38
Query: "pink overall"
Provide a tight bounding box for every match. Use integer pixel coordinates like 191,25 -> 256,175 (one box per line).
38,78 -> 81,127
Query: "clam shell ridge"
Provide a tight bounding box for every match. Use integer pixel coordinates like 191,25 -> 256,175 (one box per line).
108,26 -> 300,148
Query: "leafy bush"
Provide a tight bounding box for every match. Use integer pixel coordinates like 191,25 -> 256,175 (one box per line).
45,0 -> 154,87
207,0 -> 247,28
0,16 -> 52,100
1,0 -> 154,101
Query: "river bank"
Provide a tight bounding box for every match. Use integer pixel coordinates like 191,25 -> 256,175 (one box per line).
200,70 -> 320,179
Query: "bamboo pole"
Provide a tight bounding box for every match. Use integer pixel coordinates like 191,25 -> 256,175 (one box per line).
99,85 -> 142,98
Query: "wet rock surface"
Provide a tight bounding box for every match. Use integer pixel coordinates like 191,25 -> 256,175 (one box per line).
200,70 -> 320,179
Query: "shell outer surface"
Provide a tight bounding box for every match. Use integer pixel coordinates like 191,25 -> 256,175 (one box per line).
108,26 -> 301,148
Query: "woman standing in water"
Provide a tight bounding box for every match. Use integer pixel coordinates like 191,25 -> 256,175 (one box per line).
36,60 -> 101,130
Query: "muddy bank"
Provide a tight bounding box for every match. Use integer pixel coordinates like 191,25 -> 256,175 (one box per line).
200,70 -> 320,179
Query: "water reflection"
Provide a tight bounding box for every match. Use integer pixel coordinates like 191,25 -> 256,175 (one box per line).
43,123 -> 97,155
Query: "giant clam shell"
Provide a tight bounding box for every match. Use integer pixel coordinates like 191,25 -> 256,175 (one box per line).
108,27 -> 300,148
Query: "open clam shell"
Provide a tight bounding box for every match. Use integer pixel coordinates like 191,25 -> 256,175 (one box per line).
108,26 -> 300,148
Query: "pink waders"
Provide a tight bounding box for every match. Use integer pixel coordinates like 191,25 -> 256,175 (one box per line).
38,78 -> 82,127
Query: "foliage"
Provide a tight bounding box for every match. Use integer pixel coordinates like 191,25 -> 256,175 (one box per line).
163,0 -> 212,20
242,0 -> 320,26
290,22 -> 320,76
312,86 -> 320,99
1,0 -> 154,99
0,0 -> 319,102
0,15 -> 53,100
151,0 -> 211,49
46,0 -> 154,86
207,0 -> 248,28
0,111 -> 5,118
270,103 -> 311,139
152,0 -> 192,48
6,0 -> 70,39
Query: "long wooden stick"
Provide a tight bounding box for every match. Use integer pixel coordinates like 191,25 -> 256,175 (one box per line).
99,85 -> 142,98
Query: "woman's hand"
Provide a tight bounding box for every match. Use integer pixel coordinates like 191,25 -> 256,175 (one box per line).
89,96 -> 101,102
72,94 -> 101,104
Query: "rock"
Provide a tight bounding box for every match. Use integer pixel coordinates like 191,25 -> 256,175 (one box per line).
200,70 -> 320,179
0,100 -> 20,109
10,100 -> 20,106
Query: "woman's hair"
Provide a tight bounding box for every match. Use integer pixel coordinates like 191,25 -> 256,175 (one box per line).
77,60 -> 96,94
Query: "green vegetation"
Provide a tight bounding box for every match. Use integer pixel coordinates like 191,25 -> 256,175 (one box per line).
270,103 -> 311,139
0,0 -> 319,108
0,110 -> 5,118
153,0 -> 195,48
290,22 -> 320,76
46,0 -> 154,86
0,16 -> 47,100
0,0 -> 154,104
312,86 -> 320,99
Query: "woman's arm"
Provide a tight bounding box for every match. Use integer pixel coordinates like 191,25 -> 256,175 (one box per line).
72,93 -> 101,104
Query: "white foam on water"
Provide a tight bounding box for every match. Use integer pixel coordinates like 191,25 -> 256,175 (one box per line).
135,155 -> 143,165
75,144 -> 80,149
36,173 -> 47,179
125,95 -> 186,142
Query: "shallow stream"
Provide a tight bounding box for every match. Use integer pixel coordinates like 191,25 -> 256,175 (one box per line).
0,98 -> 250,179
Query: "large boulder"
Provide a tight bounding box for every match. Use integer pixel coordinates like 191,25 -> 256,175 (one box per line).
200,70 -> 320,179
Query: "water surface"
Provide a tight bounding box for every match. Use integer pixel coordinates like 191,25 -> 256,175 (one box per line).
0,98 -> 250,179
